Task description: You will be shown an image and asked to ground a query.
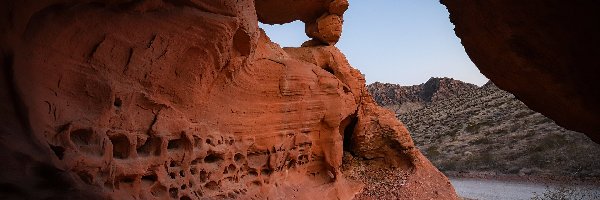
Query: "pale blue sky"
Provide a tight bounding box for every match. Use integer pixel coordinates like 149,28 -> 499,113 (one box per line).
259,0 -> 489,86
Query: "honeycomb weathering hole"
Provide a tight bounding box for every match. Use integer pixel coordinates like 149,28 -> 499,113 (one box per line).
77,171 -> 93,184
170,161 -> 176,167
204,181 -> 219,190
248,169 -> 258,176
234,153 -> 245,162
116,175 -> 136,189
260,168 -> 272,176
151,185 -> 167,197
141,173 -> 158,187
227,164 -> 236,173
251,180 -> 262,186
199,170 -> 208,182
168,138 -> 187,151
340,114 -> 358,153
49,144 -> 65,160
180,196 -> 192,200
113,97 -> 122,108
204,151 -> 224,163
110,134 -> 130,159
193,136 -> 202,148
169,187 -> 178,198
323,65 -> 335,75
70,128 -> 94,146
287,159 -> 297,169
137,137 -> 161,156
191,158 -> 201,165
233,28 -> 251,56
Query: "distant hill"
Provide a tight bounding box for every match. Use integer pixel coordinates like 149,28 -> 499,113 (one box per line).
367,77 -> 478,114
367,78 -> 600,178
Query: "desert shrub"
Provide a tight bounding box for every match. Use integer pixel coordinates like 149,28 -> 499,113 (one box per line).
465,123 -> 480,133
463,152 -> 496,170
509,123 -> 521,132
514,110 -> 532,118
478,152 -> 496,169
446,128 -> 460,138
425,146 -> 441,159
438,159 -> 459,171
492,129 -> 508,135
464,121 -> 493,133
469,137 -> 493,145
529,153 -> 548,168
512,130 -> 536,140
537,118 -> 554,125
531,185 -> 600,200
529,134 -> 568,153
525,130 -> 537,137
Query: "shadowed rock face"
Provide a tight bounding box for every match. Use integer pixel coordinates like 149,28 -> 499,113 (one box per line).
441,0 -> 600,143
0,0 -> 456,199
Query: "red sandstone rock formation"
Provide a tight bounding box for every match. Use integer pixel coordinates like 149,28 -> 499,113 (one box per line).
441,0 -> 600,143
0,0 -> 456,199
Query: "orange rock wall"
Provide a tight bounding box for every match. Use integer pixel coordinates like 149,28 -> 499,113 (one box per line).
0,0 -> 456,199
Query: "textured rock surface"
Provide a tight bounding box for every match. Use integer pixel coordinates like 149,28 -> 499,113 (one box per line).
441,0 -> 600,143
0,0 -> 456,199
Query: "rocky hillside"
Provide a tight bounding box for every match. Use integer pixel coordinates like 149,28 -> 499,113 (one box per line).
368,79 -> 600,178
367,77 -> 477,114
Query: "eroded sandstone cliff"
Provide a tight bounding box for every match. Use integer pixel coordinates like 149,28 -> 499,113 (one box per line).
0,0 -> 456,199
